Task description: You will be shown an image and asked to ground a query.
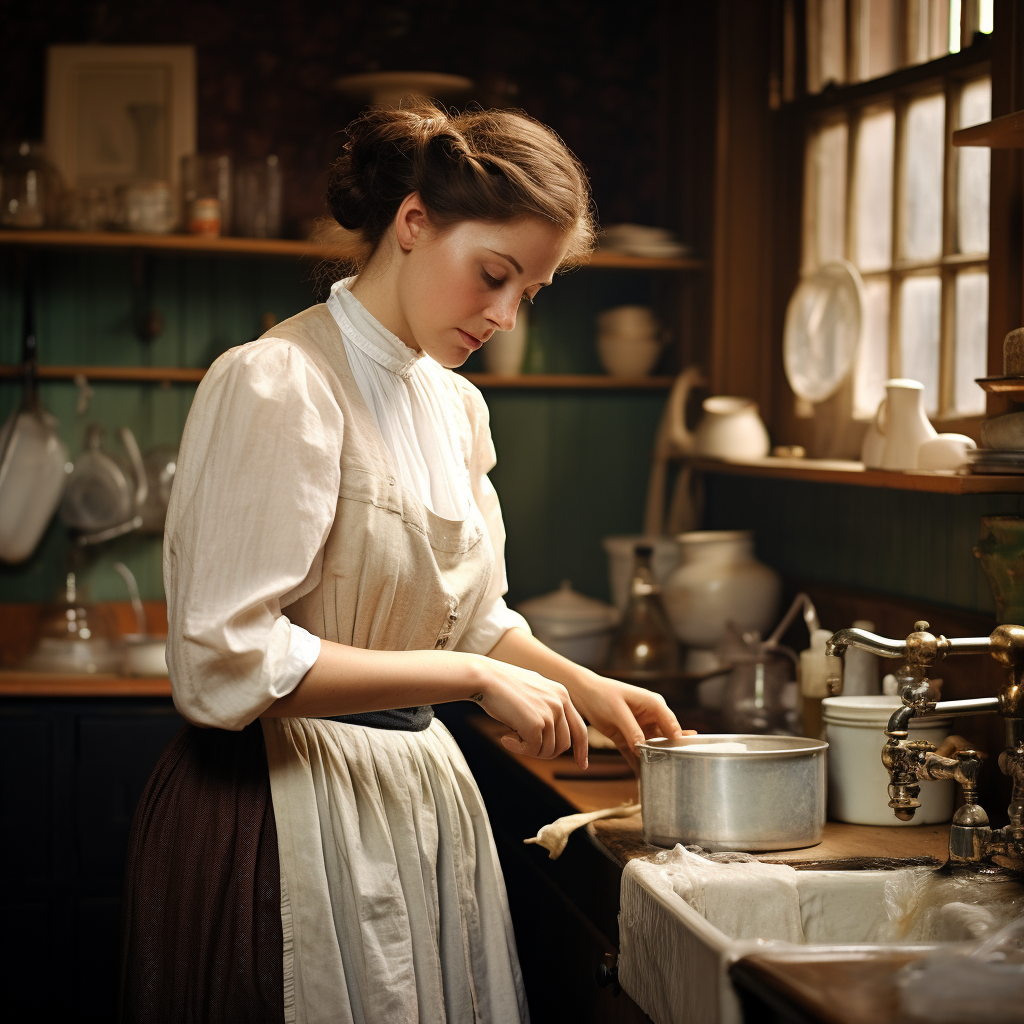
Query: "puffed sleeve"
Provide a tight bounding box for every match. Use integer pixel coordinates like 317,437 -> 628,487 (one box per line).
163,338 -> 343,729
452,380 -> 532,655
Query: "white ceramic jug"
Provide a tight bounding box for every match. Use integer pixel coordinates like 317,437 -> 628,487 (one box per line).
662,530 -> 781,647
692,396 -> 770,461
874,379 -> 937,471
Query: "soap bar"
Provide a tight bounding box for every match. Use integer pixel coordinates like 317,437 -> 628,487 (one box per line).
681,742 -> 748,753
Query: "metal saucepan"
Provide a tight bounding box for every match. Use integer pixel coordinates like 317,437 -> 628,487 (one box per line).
637,733 -> 828,852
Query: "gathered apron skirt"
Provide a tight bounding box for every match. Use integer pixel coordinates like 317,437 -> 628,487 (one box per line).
119,718 -> 529,1024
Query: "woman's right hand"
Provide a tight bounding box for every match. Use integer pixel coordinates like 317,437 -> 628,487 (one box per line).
468,657 -> 589,769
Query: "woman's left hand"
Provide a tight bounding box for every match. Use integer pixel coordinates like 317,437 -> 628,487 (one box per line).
568,673 -> 694,773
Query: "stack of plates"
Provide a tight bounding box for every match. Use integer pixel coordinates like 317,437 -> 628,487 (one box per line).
965,449 -> 1024,475
599,223 -> 692,259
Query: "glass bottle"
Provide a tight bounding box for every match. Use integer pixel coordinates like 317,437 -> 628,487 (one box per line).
608,544 -> 680,673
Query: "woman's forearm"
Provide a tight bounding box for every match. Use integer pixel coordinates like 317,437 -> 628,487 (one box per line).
487,627 -> 599,698
261,641 -> 489,718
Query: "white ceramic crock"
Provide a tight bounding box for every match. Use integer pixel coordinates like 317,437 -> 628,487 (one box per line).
517,581 -> 619,669
662,531 -> 781,647
822,695 -> 954,826
692,396 -> 770,461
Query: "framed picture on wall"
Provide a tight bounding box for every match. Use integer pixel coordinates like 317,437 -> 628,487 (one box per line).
45,45 -> 196,211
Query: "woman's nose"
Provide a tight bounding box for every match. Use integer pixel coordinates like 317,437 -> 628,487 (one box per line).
488,295 -> 518,333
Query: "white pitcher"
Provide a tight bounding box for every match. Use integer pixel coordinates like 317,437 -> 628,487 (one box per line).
872,379 -> 937,471
692,396 -> 770,461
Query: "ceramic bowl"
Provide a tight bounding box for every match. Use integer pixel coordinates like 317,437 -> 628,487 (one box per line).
597,333 -> 662,376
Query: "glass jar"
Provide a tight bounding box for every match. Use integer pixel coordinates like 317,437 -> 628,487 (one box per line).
1,141 -> 62,228
182,153 -> 232,235
234,155 -> 283,237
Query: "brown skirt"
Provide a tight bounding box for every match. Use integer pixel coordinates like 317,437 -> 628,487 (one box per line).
118,723 -> 285,1024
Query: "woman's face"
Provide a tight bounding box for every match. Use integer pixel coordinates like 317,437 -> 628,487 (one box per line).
391,209 -> 571,369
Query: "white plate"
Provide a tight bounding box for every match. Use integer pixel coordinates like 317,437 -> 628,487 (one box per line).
783,261 -> 864,403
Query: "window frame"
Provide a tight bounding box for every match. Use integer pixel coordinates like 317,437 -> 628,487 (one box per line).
793,42 -> 992,432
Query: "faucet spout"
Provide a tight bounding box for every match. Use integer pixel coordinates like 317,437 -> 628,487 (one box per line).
825,627 -> 907,660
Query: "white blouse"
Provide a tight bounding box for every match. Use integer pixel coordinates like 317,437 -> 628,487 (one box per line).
163,279 -> 528,730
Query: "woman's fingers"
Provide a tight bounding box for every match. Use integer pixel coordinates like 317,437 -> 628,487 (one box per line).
564,697 -> 590,769
546,704 -> 571,760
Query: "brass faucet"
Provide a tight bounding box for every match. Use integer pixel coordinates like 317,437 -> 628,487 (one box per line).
826,621 -> 1024,869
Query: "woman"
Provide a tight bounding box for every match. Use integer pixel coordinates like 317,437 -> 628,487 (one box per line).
120,103 -> 684,1024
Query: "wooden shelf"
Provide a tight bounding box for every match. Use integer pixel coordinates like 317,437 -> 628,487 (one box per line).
0,670 -> 170,697
0,364 -> 676,389
0,228 -> 706,270
461,373 -> 675,389
952,110 -> 1024,148
976,375 -> 1024,394
0,364 -> 206,383
689,455 -> 1024,494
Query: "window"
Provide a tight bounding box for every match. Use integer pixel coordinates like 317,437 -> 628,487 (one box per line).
798,1 -> 992,421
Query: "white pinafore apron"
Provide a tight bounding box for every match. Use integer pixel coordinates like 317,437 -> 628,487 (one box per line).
259,305 -> 529,1024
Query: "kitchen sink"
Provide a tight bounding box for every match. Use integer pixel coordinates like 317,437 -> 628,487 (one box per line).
616,847 -> 1024,1024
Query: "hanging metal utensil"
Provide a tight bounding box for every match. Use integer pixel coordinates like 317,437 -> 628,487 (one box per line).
0,262 -> 70,562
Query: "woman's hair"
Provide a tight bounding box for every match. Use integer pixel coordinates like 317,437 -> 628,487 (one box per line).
327,102 -> 596,270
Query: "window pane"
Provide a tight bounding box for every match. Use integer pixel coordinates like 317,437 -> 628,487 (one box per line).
957,78 -> 991,254
815,121 -> 848,265
979,0 -> 993,34
899,275 -> 941,413
954,270 -> 988,415
854,108 -> 894,271
950,0 -> 962,52
900,94 -> 945,261
820,0 -> 847,88
853,278 -> 891,418
856,0 -> 896,80
903,0 -> 951,64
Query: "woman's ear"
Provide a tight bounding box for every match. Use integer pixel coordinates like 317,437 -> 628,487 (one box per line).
394,192 -> 432,253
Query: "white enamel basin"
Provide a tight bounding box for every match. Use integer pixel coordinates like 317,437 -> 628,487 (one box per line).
617,852 -> 1024,1024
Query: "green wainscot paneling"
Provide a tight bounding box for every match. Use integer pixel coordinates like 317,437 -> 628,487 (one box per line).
488,389 -> 666,606
1,248 -> 670,605
0,248 -> 319,603
703,473 -> 1024,616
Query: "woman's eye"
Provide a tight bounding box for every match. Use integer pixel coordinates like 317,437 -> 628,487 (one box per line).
482,269 -> 504,288
520,292 -> 534,306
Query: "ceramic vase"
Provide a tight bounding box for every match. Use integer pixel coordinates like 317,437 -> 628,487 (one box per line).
662,530 -> 782,647
692,396 -> 770,461
975,516 -> 1024,625
875,379 -> 937,470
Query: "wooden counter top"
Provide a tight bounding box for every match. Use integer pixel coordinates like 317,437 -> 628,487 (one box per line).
469,716 -> 950,867
0,670 -> 172,697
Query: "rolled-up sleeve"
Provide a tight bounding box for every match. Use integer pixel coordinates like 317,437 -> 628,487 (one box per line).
454,384 -> 531,655
163,339 -> 343,729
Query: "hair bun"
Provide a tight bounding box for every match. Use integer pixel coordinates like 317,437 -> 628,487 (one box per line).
326,101 -> 595,268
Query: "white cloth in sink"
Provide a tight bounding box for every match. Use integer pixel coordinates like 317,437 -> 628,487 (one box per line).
645,845 -> 803,942
618,847 -> 804,1024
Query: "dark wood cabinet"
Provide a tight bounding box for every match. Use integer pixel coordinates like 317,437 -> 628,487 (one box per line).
0,697 -> 183,1023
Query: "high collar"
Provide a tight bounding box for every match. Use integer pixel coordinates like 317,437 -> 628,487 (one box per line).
327,277 -> 424,378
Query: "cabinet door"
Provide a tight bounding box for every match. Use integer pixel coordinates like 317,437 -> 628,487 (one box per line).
0,711 -> 53,878
76,711 -> 182,879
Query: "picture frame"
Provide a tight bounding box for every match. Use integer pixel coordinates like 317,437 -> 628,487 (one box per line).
45,45 -> 196,210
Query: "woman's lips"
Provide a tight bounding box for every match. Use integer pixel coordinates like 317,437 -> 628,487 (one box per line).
457,328 -> 483,350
